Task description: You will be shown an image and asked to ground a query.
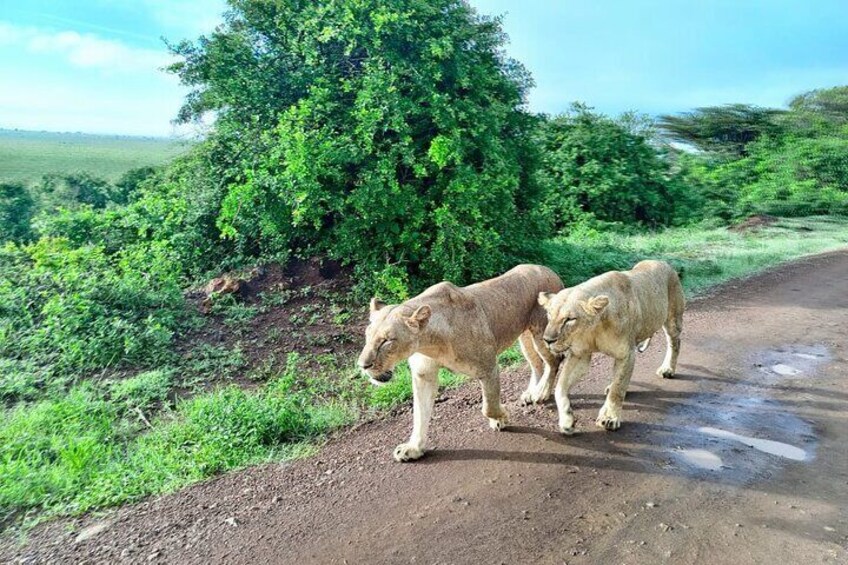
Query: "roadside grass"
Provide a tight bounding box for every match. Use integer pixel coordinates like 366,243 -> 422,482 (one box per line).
2,215 -> 848,531
0,130 -> 188,184
0,356 -> 352,526
543,216 -> 848,296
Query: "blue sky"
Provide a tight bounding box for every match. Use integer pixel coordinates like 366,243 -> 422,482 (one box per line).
1,0 -> 847,136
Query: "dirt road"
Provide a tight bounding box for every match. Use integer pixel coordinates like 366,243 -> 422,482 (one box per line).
4,251 -> 848,564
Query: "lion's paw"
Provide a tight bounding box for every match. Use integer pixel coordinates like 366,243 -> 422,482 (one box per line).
559,423 -> 576,435
519,388 -> 535,405
596,415 -> 621,431
558,410 -> 576,435
393,443 -> 424,462
657,366 -> 675,379
488,410 -> 509,431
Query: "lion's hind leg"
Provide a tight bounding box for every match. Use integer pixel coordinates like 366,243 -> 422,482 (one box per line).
526,332 -> 560,403
657,295 -> 683,379
657,273 -> 684,379
478,364 -> 509,431
518,331 -> 545,405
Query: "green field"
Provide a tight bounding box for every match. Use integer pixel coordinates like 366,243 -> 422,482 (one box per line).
0,129 -> 189,184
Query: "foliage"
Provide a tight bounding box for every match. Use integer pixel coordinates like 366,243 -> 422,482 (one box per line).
0,182 -> 35,243
658,103 -> 785,156
33,172 -> 116,211
788,85 -> 848,126
665,87 -> 848,219
0,364 -> 350,521
538,105 -> 695,229
168,0 -> 548,295
542,216 -> 848,294
0,238 -> 186,387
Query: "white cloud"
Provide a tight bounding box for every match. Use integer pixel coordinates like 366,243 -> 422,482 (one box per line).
0,20 -> 174,73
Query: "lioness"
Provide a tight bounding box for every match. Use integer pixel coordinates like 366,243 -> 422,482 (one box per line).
358,265 -> 564,462
538,260 -> 683,434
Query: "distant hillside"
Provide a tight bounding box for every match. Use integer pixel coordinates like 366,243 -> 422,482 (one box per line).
0,129 -> 191,184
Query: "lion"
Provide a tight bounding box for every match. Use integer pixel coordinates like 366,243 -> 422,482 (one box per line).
357,264 -> 564,462
538,260 -> 684,434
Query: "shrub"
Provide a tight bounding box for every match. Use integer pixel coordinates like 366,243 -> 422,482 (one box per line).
168,0 -> 548,295
0,238 -> 186,380
0,182 -> 35,243
539,105 -> 692,230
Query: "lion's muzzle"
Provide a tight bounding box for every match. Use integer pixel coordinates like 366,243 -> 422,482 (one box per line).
369,370 -> 394,386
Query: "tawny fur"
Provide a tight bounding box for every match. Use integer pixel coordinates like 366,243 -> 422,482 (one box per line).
538,260 -> 684,434
357,264 -> 564,462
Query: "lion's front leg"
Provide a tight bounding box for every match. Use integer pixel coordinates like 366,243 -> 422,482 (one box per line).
394,355 -> 439,462
478,365 -> 509,431
597,350 -> 635,431
555,353 -> 590,434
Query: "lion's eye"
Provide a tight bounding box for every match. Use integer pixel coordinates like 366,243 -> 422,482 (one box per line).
379,339 -> 394,350
564,318 -> 576,327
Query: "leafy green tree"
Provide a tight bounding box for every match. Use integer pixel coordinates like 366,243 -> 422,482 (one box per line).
658,104 -> 785,157
539,105 -> 690,229
34,173 -> 114,211
789,86 -> 848,124
167,0 -> 547,293
0,182 -> 35,243
113,166 -> 160,205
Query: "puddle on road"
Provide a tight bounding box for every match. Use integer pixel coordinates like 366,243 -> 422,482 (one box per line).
698,426 -> 807,461
793,353 -> 822,361
771,364 -> 801,376
758,344 -> 831,379
659,343 -> 827,482
678,449 -> 724,471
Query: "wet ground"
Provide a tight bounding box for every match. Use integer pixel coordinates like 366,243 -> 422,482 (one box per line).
2,250 -> 848,564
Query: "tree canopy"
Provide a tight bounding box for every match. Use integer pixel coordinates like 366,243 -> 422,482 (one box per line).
167,0 -> 547,293
658,103 -> 785,156
539,105 -> 689,229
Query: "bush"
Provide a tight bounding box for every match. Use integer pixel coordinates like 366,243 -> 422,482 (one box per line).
168,0 -> 548,295
539,105 -> 693,230
0,238 -> 186,380
0,182 -> 35,243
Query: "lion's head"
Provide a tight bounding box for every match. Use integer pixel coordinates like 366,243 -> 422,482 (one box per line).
357,298 -> 432,385
538,290 -> 609,355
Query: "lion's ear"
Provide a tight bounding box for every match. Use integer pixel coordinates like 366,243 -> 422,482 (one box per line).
405,305 -> 431,331
581,295 -> 609,316
538,292 -> 554,307
370,297 -> 387,313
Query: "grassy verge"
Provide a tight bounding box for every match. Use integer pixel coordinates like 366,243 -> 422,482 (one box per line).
2,216 -> 848,531
543,216 -> 848,296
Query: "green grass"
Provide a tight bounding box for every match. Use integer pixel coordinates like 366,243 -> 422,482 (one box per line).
543,216 -> 848,297
0,357 -> 351,526
0,129 -> 189,184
